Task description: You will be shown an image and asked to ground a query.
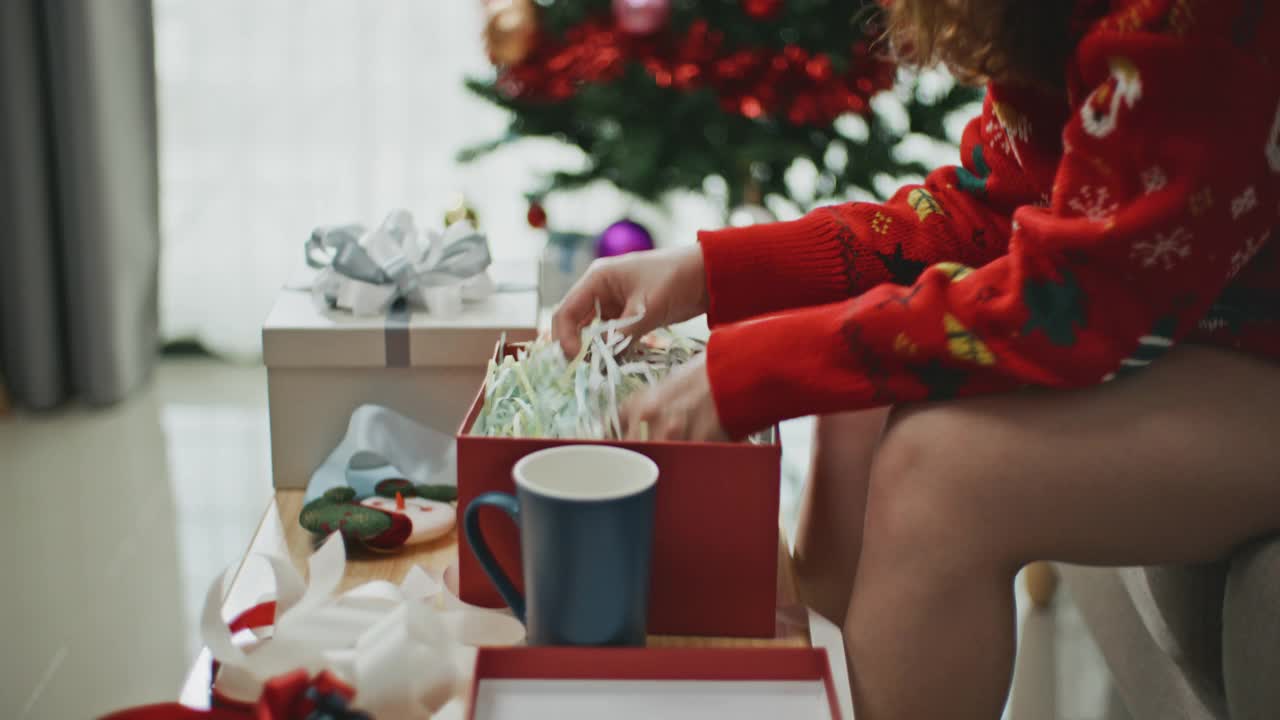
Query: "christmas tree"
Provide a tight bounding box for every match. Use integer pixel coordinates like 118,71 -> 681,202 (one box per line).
461,0 -> 981,214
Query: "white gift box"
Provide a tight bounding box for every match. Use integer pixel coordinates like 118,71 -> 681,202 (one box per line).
262,261 -> 539,489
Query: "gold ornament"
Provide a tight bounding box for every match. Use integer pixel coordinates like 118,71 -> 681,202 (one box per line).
484,0 -> 538,67
444,193 -> 479,228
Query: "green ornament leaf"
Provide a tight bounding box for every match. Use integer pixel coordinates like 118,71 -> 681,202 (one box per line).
414,484 -> 458,503
323,487 -> 356,503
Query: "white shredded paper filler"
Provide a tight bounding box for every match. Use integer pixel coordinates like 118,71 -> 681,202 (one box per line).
470,312 -> 706,441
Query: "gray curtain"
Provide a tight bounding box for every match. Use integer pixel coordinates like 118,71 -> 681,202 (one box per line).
0,0 -> 159,409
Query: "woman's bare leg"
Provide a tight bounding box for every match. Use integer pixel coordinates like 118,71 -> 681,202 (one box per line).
792,409 -> 889,624
844,347 -> 1280,720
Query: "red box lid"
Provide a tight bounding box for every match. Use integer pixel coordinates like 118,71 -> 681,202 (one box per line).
467,647 -> 843,720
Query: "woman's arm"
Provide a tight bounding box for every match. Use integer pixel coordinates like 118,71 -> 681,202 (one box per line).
705,25 -> 1278,437
700,90 -> 1045,327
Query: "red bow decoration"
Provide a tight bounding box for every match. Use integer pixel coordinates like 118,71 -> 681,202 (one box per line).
100,603 -> 360,720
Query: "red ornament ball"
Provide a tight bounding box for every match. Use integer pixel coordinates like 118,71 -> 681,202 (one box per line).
596,219 -> 655,257
742,0 -> 784,21
526,202 -> 547,228
612,0 -> 670,35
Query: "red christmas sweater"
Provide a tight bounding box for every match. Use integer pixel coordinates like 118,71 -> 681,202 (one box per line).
701,0 -> 1280,438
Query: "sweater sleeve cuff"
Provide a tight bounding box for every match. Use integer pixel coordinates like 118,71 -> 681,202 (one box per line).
706,307 -> 875,438
698,210 -> 855,327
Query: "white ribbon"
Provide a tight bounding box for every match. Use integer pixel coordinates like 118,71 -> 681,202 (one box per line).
306,210 -> 495,318
205,533 -> 525,718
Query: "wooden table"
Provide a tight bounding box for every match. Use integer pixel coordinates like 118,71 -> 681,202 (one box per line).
181,491 -> 854,715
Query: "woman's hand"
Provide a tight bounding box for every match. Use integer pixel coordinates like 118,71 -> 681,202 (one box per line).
552,245 -> 708,357
621,353 -> 728,442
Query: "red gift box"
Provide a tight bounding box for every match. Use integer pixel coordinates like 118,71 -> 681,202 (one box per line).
456,344 -> 782,637
466,647 -> 843,719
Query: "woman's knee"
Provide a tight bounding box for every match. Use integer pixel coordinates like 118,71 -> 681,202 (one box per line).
863,404 -> 1021,573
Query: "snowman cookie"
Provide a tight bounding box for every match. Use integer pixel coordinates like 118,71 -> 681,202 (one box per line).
361,494 -> 455,544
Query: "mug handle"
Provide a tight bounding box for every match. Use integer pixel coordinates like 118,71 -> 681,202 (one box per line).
463,492 -> 526,623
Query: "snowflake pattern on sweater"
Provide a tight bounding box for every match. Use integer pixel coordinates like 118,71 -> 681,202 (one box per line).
697,0 -> 1280,437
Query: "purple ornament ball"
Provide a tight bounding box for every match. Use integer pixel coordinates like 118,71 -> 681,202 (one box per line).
612,0 -> 670,35
596,219 -> 655,258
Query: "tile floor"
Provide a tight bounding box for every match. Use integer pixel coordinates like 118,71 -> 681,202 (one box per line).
2,359 -> 1125,719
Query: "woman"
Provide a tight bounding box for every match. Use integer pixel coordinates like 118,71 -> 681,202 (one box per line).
553,1 -> 1280,717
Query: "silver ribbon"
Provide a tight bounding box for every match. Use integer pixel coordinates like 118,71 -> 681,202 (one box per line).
306,209 -> 494,318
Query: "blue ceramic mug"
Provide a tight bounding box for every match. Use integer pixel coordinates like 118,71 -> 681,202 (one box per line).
464,445 -> 659,646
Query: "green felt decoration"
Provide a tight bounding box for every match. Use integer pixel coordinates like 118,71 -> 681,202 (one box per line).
374,478 -> 415,498
324,487 -> 356,503
414,484 -> 458,503
371,478 -> 458,503
300,493 -> 394,542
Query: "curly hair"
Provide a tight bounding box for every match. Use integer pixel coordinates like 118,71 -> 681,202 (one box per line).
883,0 -> 1081,89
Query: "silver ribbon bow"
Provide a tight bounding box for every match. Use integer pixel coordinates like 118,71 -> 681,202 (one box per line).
306,209 -> 494,318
